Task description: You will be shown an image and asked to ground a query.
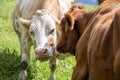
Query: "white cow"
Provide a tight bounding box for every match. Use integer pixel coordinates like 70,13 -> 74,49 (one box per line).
12,0 -> 71,80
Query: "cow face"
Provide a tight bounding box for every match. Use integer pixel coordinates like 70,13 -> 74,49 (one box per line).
57,13 -> 79,55
20,10 -> 57,61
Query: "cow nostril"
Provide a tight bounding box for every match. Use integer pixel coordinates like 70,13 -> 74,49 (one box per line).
43,49 -> 47,54
35,50 -> 38,55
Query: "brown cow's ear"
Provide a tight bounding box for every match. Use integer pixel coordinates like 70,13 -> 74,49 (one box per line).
20,18 -> 31,27
65,13 -> 74,30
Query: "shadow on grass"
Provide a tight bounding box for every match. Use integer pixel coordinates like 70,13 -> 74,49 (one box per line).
0,48 -> 35,80
0,48 -> 21,80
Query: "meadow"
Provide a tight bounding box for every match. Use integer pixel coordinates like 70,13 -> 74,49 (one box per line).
0,0 -> 97,80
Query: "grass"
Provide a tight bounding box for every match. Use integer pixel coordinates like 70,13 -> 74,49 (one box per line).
0,0 -> 97,80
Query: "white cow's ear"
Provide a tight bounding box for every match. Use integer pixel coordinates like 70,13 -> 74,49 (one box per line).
20,18 -> 31,27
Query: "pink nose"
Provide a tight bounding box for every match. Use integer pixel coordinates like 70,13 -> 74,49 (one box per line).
35,48 -> 48,55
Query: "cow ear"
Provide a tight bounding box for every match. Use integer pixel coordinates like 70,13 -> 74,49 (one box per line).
65,13 -> 74,30
20,18 -> 31,27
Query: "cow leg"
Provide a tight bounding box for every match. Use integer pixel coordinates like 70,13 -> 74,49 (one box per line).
72,48 -> 88,80
49,56 -> 58,80
72,62 -> 88,80
114,49 -> 120,79
17,37 -> 31,80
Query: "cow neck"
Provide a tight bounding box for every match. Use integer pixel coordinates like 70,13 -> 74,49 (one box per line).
83,10 -> 96,31
86,10 -> 95,22
74,10 -> 95,38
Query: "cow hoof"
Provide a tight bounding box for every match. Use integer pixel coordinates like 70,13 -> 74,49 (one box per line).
17,70 -> 27,80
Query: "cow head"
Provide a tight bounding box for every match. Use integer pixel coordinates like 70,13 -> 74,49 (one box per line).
56,13 -> 78,55
20,10 -> 57,61
57,4 -> 87,55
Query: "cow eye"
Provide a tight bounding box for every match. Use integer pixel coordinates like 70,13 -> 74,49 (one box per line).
49,29 -> 54,34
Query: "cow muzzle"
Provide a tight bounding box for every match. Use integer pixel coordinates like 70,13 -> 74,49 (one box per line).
57,43 -> 67,53
35,48 -> 48,55
35,48 -> 49,61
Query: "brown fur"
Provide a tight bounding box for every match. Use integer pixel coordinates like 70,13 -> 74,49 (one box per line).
57,4 -> 95,55
57,0 -> 120,80
74,0 -> 120,80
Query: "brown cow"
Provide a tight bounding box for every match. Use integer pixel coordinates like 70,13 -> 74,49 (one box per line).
57,0 -> 120,80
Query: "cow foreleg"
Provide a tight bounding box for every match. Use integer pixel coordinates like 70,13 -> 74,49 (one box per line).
49,56 -> 58,80
114,49 -> 120,80
72,48 -> 88,80
17,38 -> 31,80
72,62 -> 88,80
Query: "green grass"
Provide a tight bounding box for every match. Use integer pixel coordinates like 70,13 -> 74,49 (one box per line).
0,0 -> 96,80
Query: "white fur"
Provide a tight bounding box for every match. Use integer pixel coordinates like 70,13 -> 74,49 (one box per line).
30,12 -> 57,56
13,0 -> 71,80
